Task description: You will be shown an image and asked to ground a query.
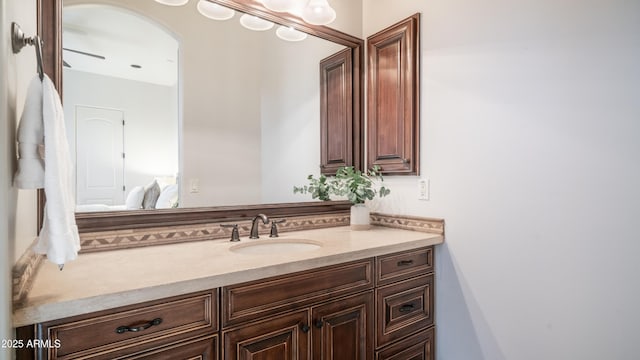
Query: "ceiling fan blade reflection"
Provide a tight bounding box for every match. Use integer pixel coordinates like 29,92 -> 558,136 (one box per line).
63,47 -> 106,60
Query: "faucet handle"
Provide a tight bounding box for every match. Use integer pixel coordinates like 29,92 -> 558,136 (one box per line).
220,224 -> 240,242
269,219 -> 287,238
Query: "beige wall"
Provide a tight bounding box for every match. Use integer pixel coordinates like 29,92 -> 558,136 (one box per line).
0,0 -> 12,353
6,0 -> 38,266
2,0 -> 39,356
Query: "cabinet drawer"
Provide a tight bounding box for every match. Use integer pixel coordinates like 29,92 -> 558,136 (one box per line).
223,258 -> 374,327
376,247 -> 433,286
376,275 -> 434,348
376,327 -> 434,360
125,334 -> 218,360
41,289 -> 218,359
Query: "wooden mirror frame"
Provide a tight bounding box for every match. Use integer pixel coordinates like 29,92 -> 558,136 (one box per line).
36,0 -> 363,233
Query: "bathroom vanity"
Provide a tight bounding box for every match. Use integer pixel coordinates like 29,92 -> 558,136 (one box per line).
14,226 -> 442,359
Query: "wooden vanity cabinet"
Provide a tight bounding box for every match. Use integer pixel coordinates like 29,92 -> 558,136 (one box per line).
17,246 -> 436,360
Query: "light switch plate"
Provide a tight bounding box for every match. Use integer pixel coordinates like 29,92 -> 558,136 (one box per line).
418,178 -> 429,200
190,178 -> 200,193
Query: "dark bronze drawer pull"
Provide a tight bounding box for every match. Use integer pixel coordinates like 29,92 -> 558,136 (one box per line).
115,318 -> 163,334
397,260 -> 414,266
300,323 -> 310,333
399,304 -> 415,313
314,320 -> 324,329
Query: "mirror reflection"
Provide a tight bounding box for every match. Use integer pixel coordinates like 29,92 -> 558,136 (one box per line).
62,0 -> 346,212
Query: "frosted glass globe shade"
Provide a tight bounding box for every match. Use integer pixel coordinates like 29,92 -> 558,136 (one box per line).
276,26 -> 307,41
261,0 -> 297,12
154,0 -> 189,6
302,0 -> 336,25
239,14 -> 275,31
197,0 -> 235,20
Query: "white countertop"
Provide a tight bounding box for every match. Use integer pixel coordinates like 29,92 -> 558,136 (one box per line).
13,226 -> 443,327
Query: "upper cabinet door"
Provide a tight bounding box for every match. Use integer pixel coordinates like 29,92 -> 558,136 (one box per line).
320,48 -> 354,175
367,14 -> 420,175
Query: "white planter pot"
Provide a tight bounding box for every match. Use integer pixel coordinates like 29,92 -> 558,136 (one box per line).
350,204 -> 371,230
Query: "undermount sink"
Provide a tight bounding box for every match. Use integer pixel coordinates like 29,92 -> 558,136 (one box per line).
230,239 -> 322,255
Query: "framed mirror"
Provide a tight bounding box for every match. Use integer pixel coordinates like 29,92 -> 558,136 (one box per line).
37,0 -> 363,232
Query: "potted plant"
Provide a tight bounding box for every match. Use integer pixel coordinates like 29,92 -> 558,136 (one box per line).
294,166 -> 390,230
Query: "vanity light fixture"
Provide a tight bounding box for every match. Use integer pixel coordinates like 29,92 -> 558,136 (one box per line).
197,0 -> 235,20
239,14 -> 274,31
260,0 -> 297,13
154,0 -> 189,6
301,0 -> 336,25
275,26 -> 307,42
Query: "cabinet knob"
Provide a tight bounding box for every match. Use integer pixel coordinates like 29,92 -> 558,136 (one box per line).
314,320 -> 324,328
300,323 -> 310,333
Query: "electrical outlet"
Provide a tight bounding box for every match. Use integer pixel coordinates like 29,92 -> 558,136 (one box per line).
418,178 -> 429,200
190,178 -> 200,193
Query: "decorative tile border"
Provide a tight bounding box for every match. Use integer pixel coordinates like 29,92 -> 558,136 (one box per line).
79,213 -> 351,253
12,240 -> 43,307
370,212 -> 444,235
13,212 -> 443,307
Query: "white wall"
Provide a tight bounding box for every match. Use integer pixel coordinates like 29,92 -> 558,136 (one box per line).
63,69 -> 179,201
2,0 -> 39,357
363,0 -> 640,359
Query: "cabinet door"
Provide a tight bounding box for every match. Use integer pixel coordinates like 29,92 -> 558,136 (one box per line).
311,292 -> 374,360
223,310 -> 310,360
320,48 -> 354,175
367,14 -> 420,175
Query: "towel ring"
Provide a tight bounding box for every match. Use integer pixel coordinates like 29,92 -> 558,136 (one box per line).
11,22 -> 45,81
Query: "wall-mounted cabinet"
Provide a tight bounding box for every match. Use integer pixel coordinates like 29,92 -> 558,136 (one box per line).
367,14 -> 421,175
320,48 -> 355,175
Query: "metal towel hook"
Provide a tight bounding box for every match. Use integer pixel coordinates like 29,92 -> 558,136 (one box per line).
11,22 -> 44,81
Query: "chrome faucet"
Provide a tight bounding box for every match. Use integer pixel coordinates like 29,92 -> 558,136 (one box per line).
249,213 -> 269,239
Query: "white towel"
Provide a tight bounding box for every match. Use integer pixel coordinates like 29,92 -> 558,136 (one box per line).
33,75 -> 81,269
13,76 -> 45,189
